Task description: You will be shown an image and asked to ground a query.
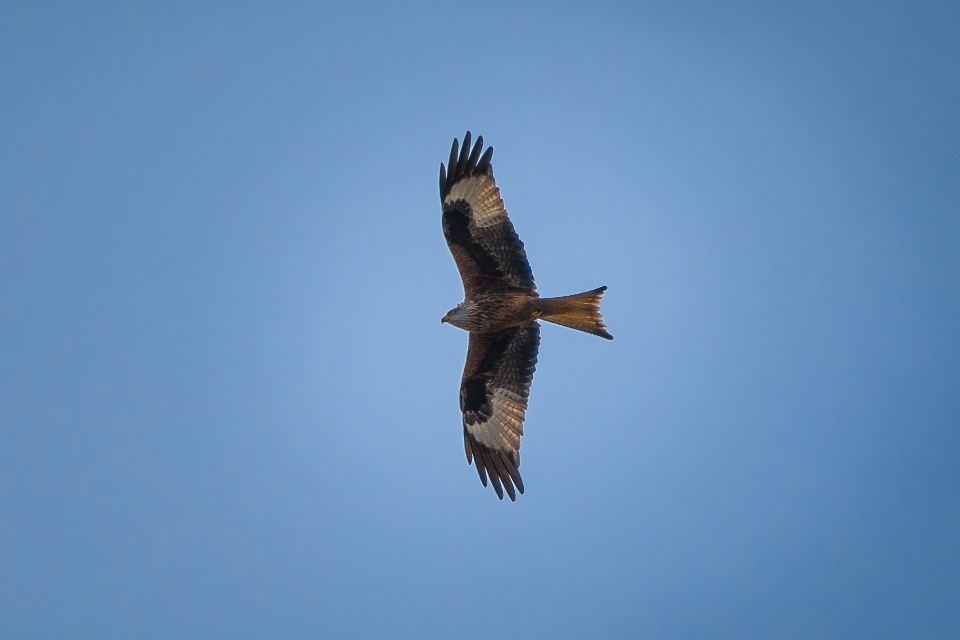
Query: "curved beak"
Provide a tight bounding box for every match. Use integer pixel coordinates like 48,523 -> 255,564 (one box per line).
441,313 -> 450,324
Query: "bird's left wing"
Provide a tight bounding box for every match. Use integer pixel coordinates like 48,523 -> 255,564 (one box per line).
440,132 -> 536,296
460,322 -> 540,501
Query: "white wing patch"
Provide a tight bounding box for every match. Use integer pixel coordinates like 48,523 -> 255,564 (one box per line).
464,388 -> 526,452
444,175 -> 506,228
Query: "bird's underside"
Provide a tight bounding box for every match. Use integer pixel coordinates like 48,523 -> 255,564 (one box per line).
440,132 -> 611,501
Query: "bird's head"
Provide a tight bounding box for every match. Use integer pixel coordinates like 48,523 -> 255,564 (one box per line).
441,303 -> 467,330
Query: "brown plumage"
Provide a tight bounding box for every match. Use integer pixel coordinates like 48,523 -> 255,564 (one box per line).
440,132 -> 612,501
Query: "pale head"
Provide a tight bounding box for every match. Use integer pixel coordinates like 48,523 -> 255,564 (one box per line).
441,302 -> 468,330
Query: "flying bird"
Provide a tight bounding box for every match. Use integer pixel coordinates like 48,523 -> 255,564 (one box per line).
440,132 -> 612,501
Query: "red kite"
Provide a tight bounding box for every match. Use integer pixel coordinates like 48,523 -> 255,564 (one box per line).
440,132 -> 612,501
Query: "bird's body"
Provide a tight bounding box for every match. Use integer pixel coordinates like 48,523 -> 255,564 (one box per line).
442,289 -> 533,333
440,132 -> 611,501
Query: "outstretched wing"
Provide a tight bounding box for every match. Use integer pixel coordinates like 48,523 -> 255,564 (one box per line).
460,322 -> 540,501
441,132 -> 536,296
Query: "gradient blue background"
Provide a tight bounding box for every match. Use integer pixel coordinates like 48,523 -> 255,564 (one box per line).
2,2 -> 959,638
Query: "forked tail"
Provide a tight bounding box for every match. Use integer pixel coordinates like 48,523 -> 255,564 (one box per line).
535,286 -> 613,340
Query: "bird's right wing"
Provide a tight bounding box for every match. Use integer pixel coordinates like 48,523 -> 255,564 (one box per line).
460,322 -> 540,501
441,132 -> 536,296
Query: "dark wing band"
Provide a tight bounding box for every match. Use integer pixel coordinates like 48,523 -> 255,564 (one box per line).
441,132 -> 536,295
460,322 -> 540,501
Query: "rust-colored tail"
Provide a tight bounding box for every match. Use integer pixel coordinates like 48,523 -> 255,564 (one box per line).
535,286 -> 612,340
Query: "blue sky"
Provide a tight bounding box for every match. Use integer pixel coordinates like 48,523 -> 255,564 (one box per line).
2,2 -> 959,638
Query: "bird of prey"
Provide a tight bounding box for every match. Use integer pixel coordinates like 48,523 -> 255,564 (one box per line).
440,132 -> 612,501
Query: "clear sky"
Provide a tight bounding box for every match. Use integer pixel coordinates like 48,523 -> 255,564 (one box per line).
2,2 -> 959,638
